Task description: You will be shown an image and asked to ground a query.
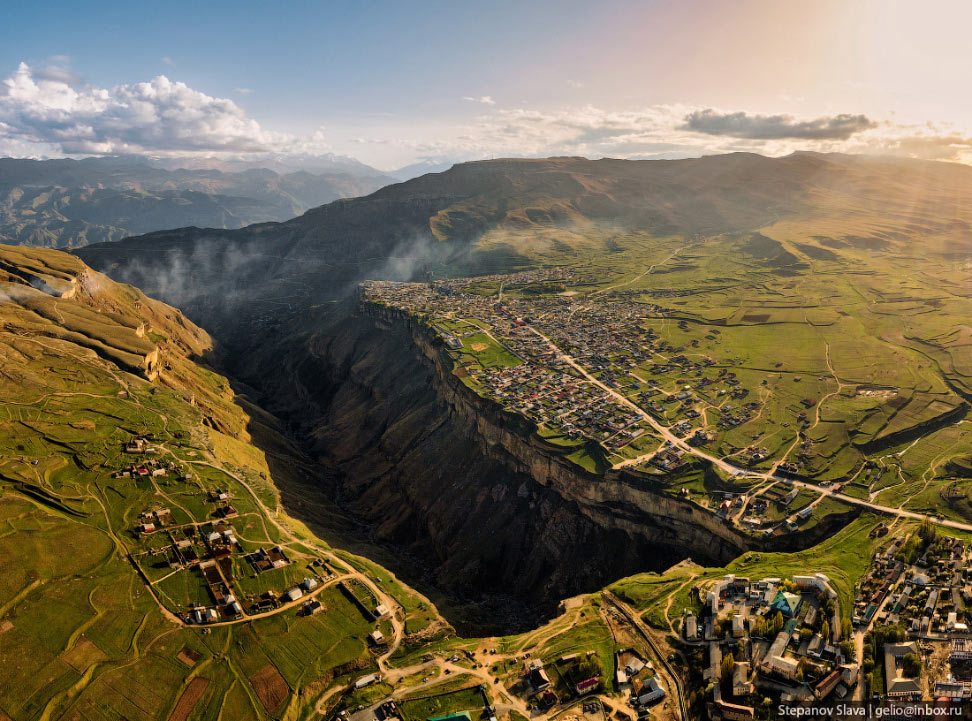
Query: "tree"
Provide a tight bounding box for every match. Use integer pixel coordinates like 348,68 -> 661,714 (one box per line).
821,620 -> 830,642
840,618 -> 853,641
577,657 -> 601,680
919,518 -> 936,544
754,618 -> 768,638
721,652 -> 735,684
902,652 -> 921,677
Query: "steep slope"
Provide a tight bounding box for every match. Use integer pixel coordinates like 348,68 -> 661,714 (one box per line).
75,152 -> 972,630
76,152 -> 972,329
231,301 -> 861,632
0,244 -> 445,720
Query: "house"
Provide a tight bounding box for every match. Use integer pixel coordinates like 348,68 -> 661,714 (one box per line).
374,604 -> 390,618
732,662 -> 753,696
636,677 -> 665,705
731,614 -> 745,638
884,642 -> 921,699
953,638 -> 972,663
301,578 -> 318,591
933,680 -> 972,700
302,599 -> 323,615
528,665 -> 551,691
793,574 -> 835,597
814,670 -> 841,699
684,614 -> 699,641
764,654 -> 799,680
807,634 -> 824,658
770,590 -> 802,618
283,588 -> 303,603
762,632 -> 799,680
576,677 -> 599,695
369,629 -> 385,644
839,664 -> 860,687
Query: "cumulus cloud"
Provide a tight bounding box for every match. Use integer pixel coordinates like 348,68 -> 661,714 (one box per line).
2,59 -> 970,168
234,87 -> 253,95
682,109 -> 876,140
0,62 -> 321,157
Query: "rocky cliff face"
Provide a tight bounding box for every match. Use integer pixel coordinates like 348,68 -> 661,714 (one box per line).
228,301 -> 856,633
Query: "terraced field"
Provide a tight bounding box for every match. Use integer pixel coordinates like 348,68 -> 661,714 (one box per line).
0,246 -> 437,720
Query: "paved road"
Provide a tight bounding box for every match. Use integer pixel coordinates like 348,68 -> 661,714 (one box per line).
528,324 -> 972,534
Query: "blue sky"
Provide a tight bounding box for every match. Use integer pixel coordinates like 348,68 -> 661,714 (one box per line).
3,0 -> 972,169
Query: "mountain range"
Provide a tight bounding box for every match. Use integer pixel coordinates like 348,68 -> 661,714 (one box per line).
0,154 -> 398,248
7,151 -> 972,715
75,151 -> 972,329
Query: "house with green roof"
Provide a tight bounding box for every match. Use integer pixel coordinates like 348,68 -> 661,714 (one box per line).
770,590 -> 802,618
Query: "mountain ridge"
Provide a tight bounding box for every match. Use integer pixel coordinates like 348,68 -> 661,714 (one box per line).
0,154 -> 398,248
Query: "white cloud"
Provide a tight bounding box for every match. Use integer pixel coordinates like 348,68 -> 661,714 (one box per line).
162,57 -> 175,67
386,104 -> 972,166
0,62 -> 328,157
682,109 -> 875,140
234,87 -> 253,95
3,60 -> 971,167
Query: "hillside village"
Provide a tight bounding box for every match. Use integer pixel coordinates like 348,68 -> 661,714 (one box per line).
360,275 -> 763,469
680,571 -> 857,719
676,524 -> 972,718
359,275 -> 855,539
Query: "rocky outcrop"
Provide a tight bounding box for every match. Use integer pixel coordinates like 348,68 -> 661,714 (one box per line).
230,300 -> 854,633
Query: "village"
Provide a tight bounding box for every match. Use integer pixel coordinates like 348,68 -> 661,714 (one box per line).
680,524 -> 972,718
337,591 -> 685,721
679,571 -> 858,719
852,523 -> 972,702
359,275 -> 845,541
109,432 -> 397,648
359,276 -> 789,472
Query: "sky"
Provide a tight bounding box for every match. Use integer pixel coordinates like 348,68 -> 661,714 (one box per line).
2,0 -> 972,171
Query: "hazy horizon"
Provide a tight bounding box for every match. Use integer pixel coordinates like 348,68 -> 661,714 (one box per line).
4,0 -> 972,171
